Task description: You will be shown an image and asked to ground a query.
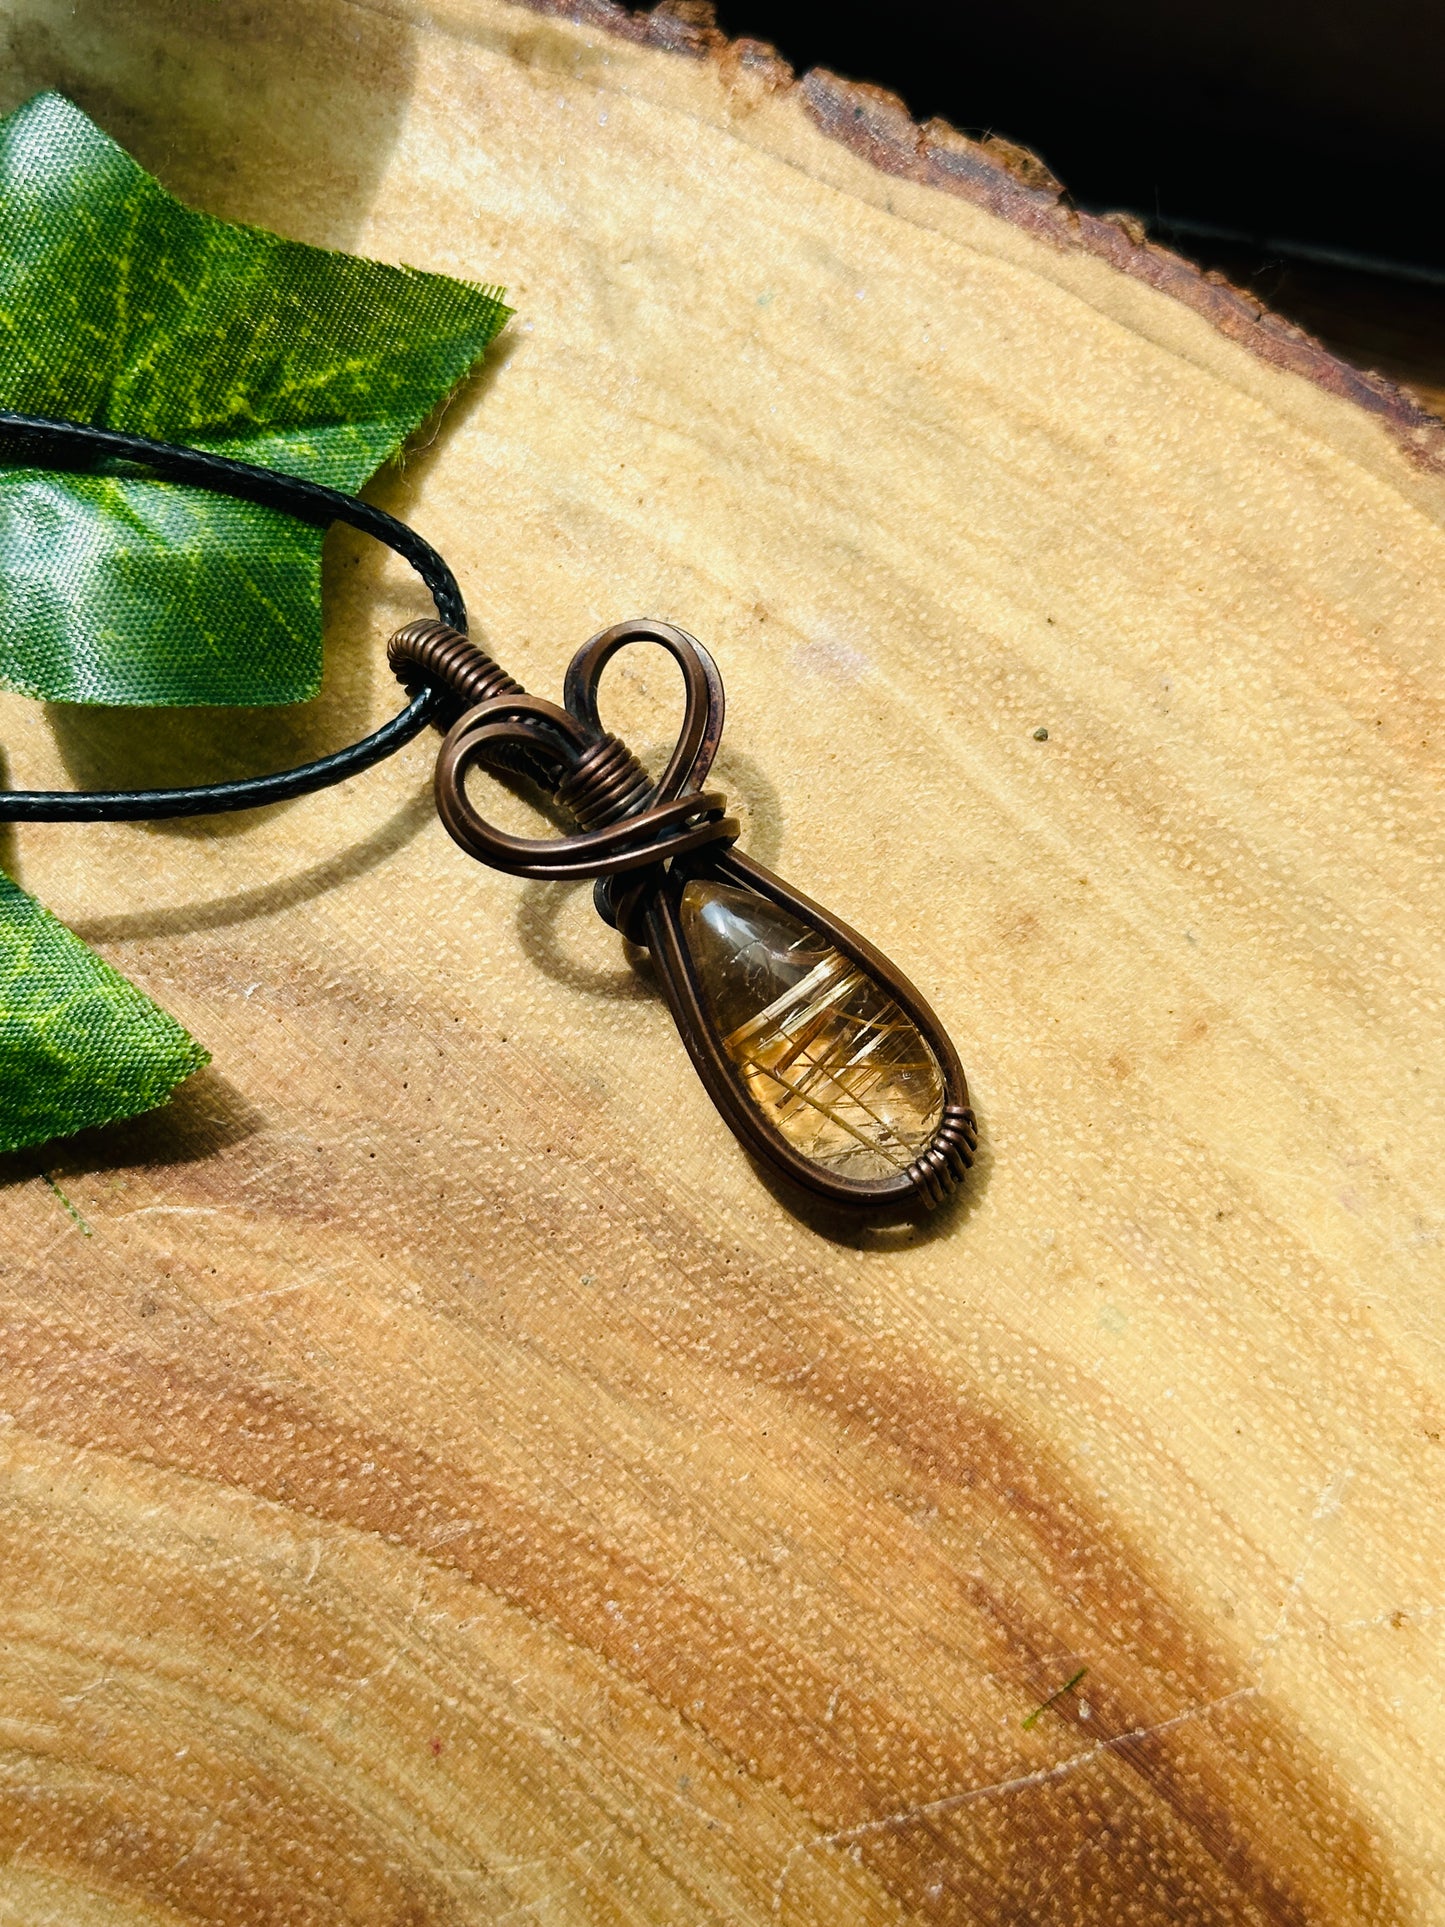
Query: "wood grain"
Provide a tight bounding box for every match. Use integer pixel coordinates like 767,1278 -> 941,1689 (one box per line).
1,0 -> 1443,1919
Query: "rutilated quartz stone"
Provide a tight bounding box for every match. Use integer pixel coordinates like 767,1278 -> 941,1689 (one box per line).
679,877 -> 944,1180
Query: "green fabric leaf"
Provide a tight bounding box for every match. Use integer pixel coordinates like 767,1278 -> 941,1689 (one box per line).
0,869 -> 208,1153
0,90 -> 509,705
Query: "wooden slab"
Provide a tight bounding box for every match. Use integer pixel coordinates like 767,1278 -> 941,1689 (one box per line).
1,0 -> 1443,1919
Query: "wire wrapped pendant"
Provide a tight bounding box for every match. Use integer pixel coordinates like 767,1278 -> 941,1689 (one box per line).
390,617 -> 976,1211
0,411 -> 975,1214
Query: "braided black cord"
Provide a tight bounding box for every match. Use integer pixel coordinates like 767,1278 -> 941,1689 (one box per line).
0,412 -> 466,820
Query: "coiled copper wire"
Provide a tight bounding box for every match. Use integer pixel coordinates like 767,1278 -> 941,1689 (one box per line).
556,735 -> 653,829
387,618 -> 525,713
904,1105 -> 979,1209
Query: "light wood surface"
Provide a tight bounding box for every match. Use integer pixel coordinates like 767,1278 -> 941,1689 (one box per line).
2,0 -> 1444,1919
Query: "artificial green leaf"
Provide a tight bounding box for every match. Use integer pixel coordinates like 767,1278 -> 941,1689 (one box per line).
0,869 -> 208,1154
0,90 -> 509,705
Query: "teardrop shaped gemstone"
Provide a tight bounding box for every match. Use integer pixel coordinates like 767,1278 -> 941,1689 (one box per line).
678,876 -> 945,1181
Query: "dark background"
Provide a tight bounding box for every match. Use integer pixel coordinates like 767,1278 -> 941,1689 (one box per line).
700,0 -> 1445,407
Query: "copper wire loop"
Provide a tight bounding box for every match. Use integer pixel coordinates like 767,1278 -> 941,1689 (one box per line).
436,706 -> 737,879
396,619 -> 740,883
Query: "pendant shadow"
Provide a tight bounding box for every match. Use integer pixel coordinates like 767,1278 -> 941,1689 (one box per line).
517,881 -> 655,1002
65,782 -> 437,946
743,1103 -> 993,1250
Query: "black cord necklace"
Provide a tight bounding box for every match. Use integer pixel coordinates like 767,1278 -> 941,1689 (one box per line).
0,411 -> 976,1213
